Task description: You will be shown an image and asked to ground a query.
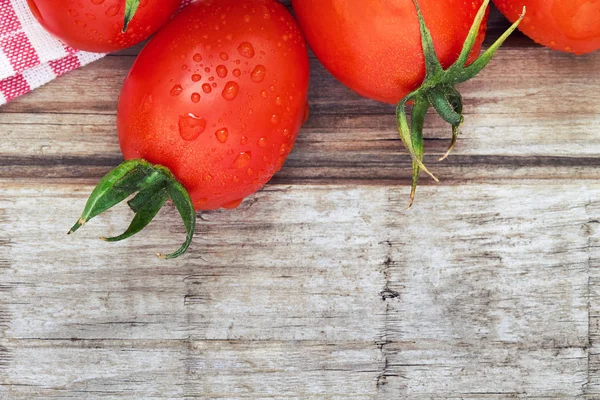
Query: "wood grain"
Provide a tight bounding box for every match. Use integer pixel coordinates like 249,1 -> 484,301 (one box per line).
1,4 -> 600,399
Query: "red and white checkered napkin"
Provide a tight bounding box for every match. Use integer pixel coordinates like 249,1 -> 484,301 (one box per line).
0,0 -> 105,106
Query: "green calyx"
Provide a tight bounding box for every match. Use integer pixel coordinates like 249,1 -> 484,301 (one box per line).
398,0 -> 526,207
69,159 -> 196,259
122,0 -> 141,33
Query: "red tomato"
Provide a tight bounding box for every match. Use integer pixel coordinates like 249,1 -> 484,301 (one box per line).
493,0 -> 600,55
292,0 -> 488,104
26,0 -> 180,52
117,0 -> 309,211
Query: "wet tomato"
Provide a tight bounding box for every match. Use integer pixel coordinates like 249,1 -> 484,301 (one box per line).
70,0 -> 310,258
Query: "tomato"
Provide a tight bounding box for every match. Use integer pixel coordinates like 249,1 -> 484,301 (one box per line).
493,0 -> 600,55
71,0 -> 309,258
26,0 -> 180,52
118,0 -> 309,210
292,0 -> 488,104
292,0 -> 522,206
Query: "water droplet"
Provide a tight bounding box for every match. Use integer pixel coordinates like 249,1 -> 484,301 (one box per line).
275,96 -> 282,106
247,168 -> 254,175
216,65 -> 228,78
269,85 -> 276,92
261,6 -> 271,19
68,9 -> 78,16
258,137 -> 268,148
219,52 -> 229,60
192,74 -> 201,82
215,128 -> 229,143
270,114 -> 280,125
260,90 -> 268,99
243,15 -> 251,23
105,4 -> 120,17
223,199 -> 243,209
233,152 -> 251,168
250,65 -> 266,83
209,76 -> 215,81
303,101 -> 310,124
194,198 -> 208,208
191,93 -> 201,103
140,93 -> 153,113
225,34 -> 233,41
240,136 -> 248,145
238,42 -> 255,58
202,83 -> 212,94
280,143 -> 288,154
170,84 -> 183,96
74,19 -> 86,27
222,81 -> 239,101
193,53 -> 202,62
233,69 -> 241,77
91,0 -> 104,4
178,114 -> 207,141
85,13 -> 96,20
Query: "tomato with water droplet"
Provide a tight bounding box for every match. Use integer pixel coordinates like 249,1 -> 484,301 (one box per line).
26,0 -> 179,52
117,0 -> 309,210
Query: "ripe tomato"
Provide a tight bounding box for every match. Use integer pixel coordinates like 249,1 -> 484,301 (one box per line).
493,0 -> 600,55
26,0 -> 180,52
71,0 -> 309,258
292,0 -> 488,104
118,0 -> 309,211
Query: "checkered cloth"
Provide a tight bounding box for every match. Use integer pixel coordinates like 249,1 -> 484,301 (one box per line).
0,0 -> 105,105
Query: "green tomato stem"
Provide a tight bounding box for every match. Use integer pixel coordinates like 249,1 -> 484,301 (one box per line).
69,159 -> 196,259
397,0 -> 526,207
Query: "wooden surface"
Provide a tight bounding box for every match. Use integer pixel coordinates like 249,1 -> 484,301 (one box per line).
1,2 -> 600,398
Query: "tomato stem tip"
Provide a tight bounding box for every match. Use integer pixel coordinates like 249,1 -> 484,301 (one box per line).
69,159 -> 197,259
397,0 -> 525,205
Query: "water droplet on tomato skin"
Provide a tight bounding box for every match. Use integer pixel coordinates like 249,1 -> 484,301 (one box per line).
191,93 -> 201,103
202,83 -> 212,94
193,53 -> 202,62
270,114 -> 280,125
105,4 -> 120,17
238,42 -> 255,58
170,84 -> 183,96
222,199 -> 243,209
179,114 -> 207,141
216,65 -> 228,78
91,0 -> 105,4
222,81 -> 239,101
232,69 -> 241,77
140,94 -> 153,113
240,136 -> 248,145
303,101 -> 310,124
233,152 -> 251,168
215,128 -> 229,143
250,65 -> 266,82
219,52 -> 229,60
258,137 -> 268,148
192,74 -> 201,82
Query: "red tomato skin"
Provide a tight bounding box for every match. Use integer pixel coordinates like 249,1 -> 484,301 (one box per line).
292,0 -> 488,105
117,0 -> 309,211
26,0 -> 180,52
493,0 -> 600,55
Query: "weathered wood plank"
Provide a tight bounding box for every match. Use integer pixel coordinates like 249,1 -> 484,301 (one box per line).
2,182 -> 599,398
1,339 -> 381,399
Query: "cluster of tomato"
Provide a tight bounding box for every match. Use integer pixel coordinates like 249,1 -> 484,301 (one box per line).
27,0 -> 600,257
